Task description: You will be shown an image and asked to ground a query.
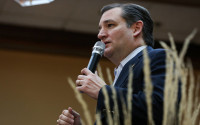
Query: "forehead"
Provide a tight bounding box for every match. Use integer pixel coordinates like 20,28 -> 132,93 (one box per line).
99,7 -> 123,25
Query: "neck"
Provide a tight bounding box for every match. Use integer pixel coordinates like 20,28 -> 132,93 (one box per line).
109,38 -> 145,66
110,44 -> 142,66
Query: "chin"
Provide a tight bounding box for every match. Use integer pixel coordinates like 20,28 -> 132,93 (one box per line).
104,47 -> 113,56
104,52 -> 112,60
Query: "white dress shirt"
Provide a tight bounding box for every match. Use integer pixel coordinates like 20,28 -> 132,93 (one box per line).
113,46 -> 146,86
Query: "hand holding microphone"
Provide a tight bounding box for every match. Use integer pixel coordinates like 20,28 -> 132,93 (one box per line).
75,41 -> 106,99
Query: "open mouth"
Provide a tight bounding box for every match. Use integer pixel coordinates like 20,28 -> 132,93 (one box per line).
104,41 -> 111,45
101,41 -> 111,48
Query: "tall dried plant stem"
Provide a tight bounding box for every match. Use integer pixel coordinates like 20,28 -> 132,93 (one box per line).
179,29 -> 198,63
186,60 -> 200,125
110,86 -> 119,125
121,93 -> 128,125
163,33 -> 179,125
100,66 -> 114,125
178,69 -> 188,125
106,67 -> 120,125
187,60 -> 195,124
168,34 -> 180,121
193,75 -> 200,125
96,65 -> 104,125
192,103 -> 200,125
67,77 -> 92,125
98,65 -> 105,81
102,86 -> 113,125
126,67 -> 133,125
96,112 -> 102,125
178,29 -> 197,125
194,76 -> 200,109
143,48 -> 155,125
122,67 -> 134,125
161,36 -> 187,125
106,68 -> 113,84
159,42 -> 174,125
161,29 -> 198,125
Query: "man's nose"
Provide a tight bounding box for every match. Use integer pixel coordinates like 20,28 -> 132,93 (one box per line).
98,29 -> 107,40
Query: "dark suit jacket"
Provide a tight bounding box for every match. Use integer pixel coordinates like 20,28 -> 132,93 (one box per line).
96,46 -> 167,125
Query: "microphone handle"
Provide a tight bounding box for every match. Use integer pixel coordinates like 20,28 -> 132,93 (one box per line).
87,53 -> 101,73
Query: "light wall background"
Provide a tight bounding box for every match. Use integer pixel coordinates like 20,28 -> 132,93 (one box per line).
0,49 -> 114,125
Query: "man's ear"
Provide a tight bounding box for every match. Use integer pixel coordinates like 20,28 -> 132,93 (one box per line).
131,20 -> 143,37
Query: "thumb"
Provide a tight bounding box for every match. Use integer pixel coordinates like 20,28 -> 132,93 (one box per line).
68,107 -> 73,114
95,70 -> 98,75
68,107 -> 80,118
81,68 -> 92,75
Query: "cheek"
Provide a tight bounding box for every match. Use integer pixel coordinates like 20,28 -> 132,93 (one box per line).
112,29 -> 132,43
110,29 -> 125,40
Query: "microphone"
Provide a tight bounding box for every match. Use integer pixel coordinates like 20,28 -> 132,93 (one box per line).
87,41 -> 105,73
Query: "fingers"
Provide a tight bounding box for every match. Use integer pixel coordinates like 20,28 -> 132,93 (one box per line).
57,119 -> 71,125
76,80 -> 81,86
76,68 -> 102,98
68,107 -> 73,114
57,108 -> 74,125
76,74 -> 87,87
81,68 -> 92,75
76,68 -> 94,85
76,72 -> 86,86
57,107 -> 81,125
62,109 -> 74,119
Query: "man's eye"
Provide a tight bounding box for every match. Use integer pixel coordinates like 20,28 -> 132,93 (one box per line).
107,24 -> 114,28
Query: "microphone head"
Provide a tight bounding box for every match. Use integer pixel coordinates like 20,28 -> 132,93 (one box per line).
92,41 -> 105,56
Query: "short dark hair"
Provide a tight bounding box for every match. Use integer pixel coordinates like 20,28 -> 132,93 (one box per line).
101,3 -> 154,47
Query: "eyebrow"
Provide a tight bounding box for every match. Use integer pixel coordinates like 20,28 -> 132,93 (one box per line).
104,19 -> 115,24
98,19 -> 115,29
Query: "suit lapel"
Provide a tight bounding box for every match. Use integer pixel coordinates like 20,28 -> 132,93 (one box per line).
114,51 -> 142,87
114,46 -> 153,87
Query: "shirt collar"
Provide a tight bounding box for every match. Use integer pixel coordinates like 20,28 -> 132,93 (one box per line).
120,45 -> 147,68
114,45 -> 146,76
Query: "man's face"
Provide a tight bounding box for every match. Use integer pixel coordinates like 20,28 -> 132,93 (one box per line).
98,7 -> 134,62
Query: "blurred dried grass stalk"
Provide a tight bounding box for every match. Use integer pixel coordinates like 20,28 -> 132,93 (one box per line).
160,29 -> 199,125
143,46 -> 155,125
67,29 -> 199,125
67,78 -> 92,125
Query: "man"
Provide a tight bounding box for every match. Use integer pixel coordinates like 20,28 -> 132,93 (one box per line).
57,3 -> 166,125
